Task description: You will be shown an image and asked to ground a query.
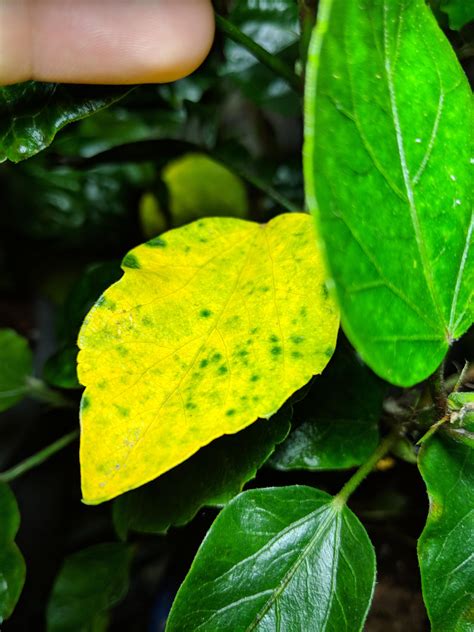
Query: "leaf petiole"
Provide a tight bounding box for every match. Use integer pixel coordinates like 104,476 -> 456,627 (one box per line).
215,14 -> 303,94
0,430 -> 79,483
334,429 -> 401,507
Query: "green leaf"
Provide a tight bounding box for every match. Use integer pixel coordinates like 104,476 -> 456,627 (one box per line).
0,483 -> 26,622
43,347 -> 81,390
0,329 -> 33,412
304,0 -> 473,386
0,82 -> 131,163
418,430 -> 474,631
113,406 -> 291,538
162,153 -> 249,226
166,486 -> 376,631
440,0 -> 474,29
221,1 -> 301,115
77,214 -> 339,503
270,346 -> 384,470
46,543 -> 132,632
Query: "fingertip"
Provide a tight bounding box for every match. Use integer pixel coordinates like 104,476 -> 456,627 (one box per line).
0,0 -> 215,86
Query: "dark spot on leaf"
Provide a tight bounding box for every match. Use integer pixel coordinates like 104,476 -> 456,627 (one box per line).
96,296 -> 116,311
271,346 -> 282,356
147,236 -> 167,248
212,352 -> 222,362
250,327 -> 258,334
117,346 -> 128,357
250,374 -> 260,382
123,253 -> 141,269
186,402 -> 197,410
226,408 -> 236,416
200,309 -> 212,318
291,351 -> 303,359
300,307 -> 307,318
218,365 -> 228,375
142,316 -> 153,327
291,335 -> 304,344
260,286 -> 270,292
325,346 -> 335,357
81,396 -> 90,412
199,359 -> 209,369
321,284 -> 329,299
114,405 -> 130,417
269,335 -> 279,343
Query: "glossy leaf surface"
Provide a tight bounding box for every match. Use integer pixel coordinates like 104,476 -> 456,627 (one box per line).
78,214 -> 339,503
0,483 -> 25,622
166,486 -> 375,631
113,407 -> 291,538
271,346 -> 384,470
0,82 -> 131,163
0,329 -> 32,412
1,161 -> 153,249
418,430 -> 474,631
304,0 -> 473,386
46,543 -> 131,632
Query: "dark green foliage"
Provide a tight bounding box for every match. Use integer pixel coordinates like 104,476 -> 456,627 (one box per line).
113,407 -> 291,538
46,543 -> 132,632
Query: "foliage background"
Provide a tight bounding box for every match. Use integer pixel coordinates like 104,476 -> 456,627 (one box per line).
0,1 -> 472,630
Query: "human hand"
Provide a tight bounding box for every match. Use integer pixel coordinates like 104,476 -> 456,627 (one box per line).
0,0 -> 215,85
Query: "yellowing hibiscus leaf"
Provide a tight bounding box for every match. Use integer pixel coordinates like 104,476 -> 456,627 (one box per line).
77,213 -> 339,504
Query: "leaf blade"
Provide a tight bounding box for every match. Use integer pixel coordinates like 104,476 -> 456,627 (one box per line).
0,329 -> 33,412
418,431 -> 474,631
0,82 -> 131,163
166,486 -> 376,631
0,483 -> 26,622
304,0 -> 473,386
46,543 -> 132,632
78,214 -> 339,503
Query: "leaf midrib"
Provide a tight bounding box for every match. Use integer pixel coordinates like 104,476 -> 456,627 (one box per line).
245,504 -> 341,631
381,0 -> 446,335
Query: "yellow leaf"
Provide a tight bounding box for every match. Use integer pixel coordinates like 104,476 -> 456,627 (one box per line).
162,153 -> 248,225
77,214 -> 339,504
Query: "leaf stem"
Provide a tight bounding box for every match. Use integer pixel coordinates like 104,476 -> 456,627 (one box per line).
0,430 -> 79,483
298,0 -> 317,69
214,151 -> 302,214
215,14 -> 303,94
335,429 -> 401,506
417,415 -> 449,446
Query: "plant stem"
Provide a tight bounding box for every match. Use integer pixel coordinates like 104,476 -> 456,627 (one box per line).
26,377 -> 76,409
335,429 -> 401,506
428,360 -> 447,415
215,14 -> 303,94
417,415 -> 449,446
0,430 -> 79,483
